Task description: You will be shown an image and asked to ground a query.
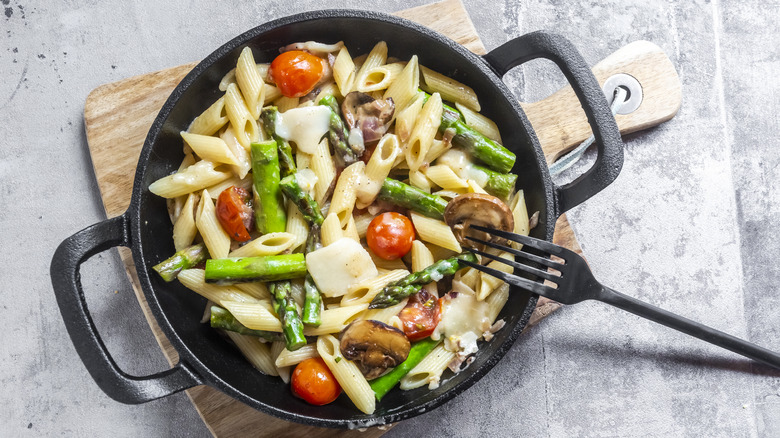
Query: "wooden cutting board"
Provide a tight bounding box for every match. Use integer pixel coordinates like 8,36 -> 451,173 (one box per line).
82,0 -> 680,435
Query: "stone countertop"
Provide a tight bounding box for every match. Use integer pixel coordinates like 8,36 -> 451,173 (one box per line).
2,0 -> 778,436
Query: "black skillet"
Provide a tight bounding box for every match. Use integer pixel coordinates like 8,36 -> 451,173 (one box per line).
50,10 -> 622,428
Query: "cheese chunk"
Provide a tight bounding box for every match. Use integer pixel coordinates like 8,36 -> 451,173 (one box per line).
432,292 -> 491,355
274,106 -> 332,154
306,238 -> 378,297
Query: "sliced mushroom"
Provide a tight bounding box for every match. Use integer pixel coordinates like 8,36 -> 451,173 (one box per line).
341,91 -> 395,145
339,319 -> 411,379
444,193 -> 514,247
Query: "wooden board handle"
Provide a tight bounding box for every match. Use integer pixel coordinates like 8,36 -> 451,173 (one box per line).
520,40 -> 681,164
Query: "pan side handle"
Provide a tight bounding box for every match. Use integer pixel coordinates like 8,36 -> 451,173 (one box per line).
484,31 -> 624,216
50,213 -> 202,404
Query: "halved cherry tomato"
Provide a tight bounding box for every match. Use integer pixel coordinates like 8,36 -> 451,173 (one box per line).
291,357 -> 342,405
398,290 -> 442,341
215,186 -> 253,242
366,212 -> 415,260
269,50 -> 325,98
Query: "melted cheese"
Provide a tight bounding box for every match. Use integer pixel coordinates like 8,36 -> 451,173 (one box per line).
305,238 -> 378,297
432,292 -> 492,355
273,106 -> 332,154
435,149 -> 489,187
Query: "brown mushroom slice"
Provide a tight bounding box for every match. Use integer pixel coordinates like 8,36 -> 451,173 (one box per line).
341,91 -> 395,144
444,193 -> 514,247
339,320 -> 411,379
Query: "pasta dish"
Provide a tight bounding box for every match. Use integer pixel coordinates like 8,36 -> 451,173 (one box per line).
148,40 -> 531,414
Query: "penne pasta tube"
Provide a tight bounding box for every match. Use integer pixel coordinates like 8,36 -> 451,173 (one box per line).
149,160 -> 232,199
341,269 -> 410,306
304,304 -> 369,336
222,301 -> 282,332
399,343 -> 454,390
196,189 -> 231,259
420,65 -> 481,112
411,212 -> 462,253
226,332 -> 279,376
317,335 -> 375,414
235,47 -> 266,119
178,269 -> 259,306
228,232 -> 298,258
275,344 -> 319,368
172,192 -> 198,251
188,96 -> 229,136
406,92 -> 442,171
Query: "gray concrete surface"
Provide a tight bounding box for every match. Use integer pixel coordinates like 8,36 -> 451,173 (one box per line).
2,0 -> 779,436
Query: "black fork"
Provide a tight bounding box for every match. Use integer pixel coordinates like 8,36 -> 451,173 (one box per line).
461,225 -> 780,370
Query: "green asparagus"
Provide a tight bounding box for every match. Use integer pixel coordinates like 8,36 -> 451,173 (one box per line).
476,164 -> 518,200
152,243 -> 209,282
369,338 -> 440,400
203,254 -> 307,284
301,225 -> 323,326
369,252 -> 478,308
259,107 -> 297,178
270,281 -> 307,351
439,105 -> 516,173
251,141 -> 287,234
376,178 -> 448,220
319,95 -> 360,165
210,306 -> 284,342
279,173 -> 325,226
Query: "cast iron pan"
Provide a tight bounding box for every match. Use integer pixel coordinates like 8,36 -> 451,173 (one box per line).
51,10 -> 622,428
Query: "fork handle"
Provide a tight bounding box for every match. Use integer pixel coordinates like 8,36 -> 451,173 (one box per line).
598,286 -> 780,369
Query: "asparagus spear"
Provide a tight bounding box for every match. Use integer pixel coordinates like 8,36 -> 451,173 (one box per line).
439,105 -> 516,173
259,107 -> 297,178
376,178 -> 449,220
251,141 -> 287,234
210,306 -> 284,342
269,281 -> 307,351
152,243 -> 209,282
369,252 -> 478,308
301,225 -> 323,326
204,254 -> 307,284
369,338 -> 439,400
279,173 -> 325,226
476,164 -> 518,200
319,95 -> 360,166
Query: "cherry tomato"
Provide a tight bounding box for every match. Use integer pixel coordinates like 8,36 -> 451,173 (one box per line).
291,357 -> 342,405
215,186 -> 253,242
269,50 -> 325,98
366,212 -> 415,260
398,290 -> 442,341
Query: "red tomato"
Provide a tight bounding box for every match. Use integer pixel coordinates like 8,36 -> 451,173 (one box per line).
398,290 -> 442,341
269,50 -> 325,98
291,358 -> 342,405
215,186 -> 253,242
366,212 -> 415,260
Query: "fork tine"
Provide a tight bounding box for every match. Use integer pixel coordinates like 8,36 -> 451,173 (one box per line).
469,248 -> 561,284
459,259 -> 556,297
465,235 -> 564,270
469,225 -> 563,255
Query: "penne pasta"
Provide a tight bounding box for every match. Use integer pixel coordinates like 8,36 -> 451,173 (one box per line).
406,92 -> 442,171
456,102 -> 502,143
178,269 -> 259,306
356,134 -> 400,209
340,269 -> 410,306
149,160 -> 232,199
311,138 -> 336,205
400,343 -> 452,390
220,125 -> 252,178
304,304 -> 369,336
195,189 -> 231,259
383,55 -> 420,113
222,301 -> 282,332
235,47 -> 266,119
317,335 -> 375,414
285,201 -> 310,252
477,252 -> 514,301
426,165 -> 469,190
328,161 -> 365,226
332,46 -> 357,95
188,96 -> 229,136
353,41 -> 387,93
420,65 -> 481,112
320,213 -> 343,247
226,332 -> 279,376
271,341 -> 292,383
275,344 -> 319,368
172,192 -> 198,251
228,232 -> 298,258
411,212 -> 462,253
181,131 -> 238,165
224,83 -> 259,149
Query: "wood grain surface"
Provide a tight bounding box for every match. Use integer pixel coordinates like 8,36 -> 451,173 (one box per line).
82,0 -> 680,435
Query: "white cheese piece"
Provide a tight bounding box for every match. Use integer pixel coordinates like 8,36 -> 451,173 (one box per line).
295,168 -> 318,193
306,238 -> 378,297
435,149 -> 489,187
432,292 -> 492,355
274,106 -> 332,154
